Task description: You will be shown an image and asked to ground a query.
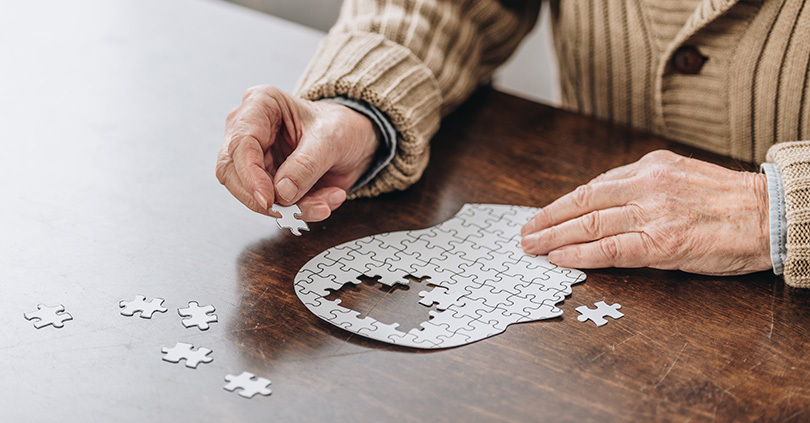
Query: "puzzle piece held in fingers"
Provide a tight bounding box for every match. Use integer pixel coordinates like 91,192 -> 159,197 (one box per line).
272,204 -> 309,236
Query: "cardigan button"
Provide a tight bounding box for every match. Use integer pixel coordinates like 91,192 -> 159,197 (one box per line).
671,45 -> 707,75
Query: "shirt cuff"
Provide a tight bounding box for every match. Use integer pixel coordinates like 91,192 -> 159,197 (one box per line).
761,162 -> 787,275
319,96 -> 397,192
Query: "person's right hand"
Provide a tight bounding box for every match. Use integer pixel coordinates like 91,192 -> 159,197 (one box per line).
216,85 -> 381,222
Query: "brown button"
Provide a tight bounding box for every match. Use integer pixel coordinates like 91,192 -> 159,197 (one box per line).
671,45 -> 707,75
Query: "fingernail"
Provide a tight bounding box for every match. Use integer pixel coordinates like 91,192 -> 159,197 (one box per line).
548,249 -> 565,263
253,191 -> 268,210
328,190 -> 346,207
276,178 -> 297,203
521,233 -> 539,253
521,221 -> 535,236
312,204 -> 331,221
522,233 -> 539,245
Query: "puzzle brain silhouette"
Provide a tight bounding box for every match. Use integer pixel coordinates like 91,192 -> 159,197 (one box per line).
295,204 -> 586,349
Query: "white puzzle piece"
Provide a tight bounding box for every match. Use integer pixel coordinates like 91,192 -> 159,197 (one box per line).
295,204 -> 586,349
576,301 -> 623,327
161,342 -> 213,368
119,295 -> 168,319
224,371 -> 272,398
271,204 -> 309,236
177,301 -> 218,330
24,304 -> 73,329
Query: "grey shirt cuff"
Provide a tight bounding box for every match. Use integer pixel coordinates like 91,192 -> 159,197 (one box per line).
319,96 -> 397,192
761,162 -> 787,275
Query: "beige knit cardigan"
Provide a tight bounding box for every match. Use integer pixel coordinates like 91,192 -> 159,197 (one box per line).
294,0 -> 810,287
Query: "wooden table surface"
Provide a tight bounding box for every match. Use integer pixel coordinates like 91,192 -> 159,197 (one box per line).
3,1 -> 810,422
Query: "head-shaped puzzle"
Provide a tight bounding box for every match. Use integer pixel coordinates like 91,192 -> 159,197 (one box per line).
295,204 -> 586,348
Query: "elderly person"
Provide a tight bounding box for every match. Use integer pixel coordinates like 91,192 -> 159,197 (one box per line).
216,0 -> 810,287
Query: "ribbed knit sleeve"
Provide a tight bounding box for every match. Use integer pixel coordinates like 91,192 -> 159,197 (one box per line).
294,0 -> 541,198
767,141 -> 810,288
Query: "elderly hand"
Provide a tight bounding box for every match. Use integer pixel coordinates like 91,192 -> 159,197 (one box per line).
521,150 -> 772,276
216,85 -> 380,222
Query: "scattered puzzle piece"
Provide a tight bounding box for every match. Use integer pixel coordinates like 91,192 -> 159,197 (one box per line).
24,304 -> 73,329
161,342 -> 213,368
576,301 -> 624,327
224,371 -> 272,398
178,301 -> 218,330
271,203 -> 309,236
119,295 -> 168,319
294,204 -> 587,349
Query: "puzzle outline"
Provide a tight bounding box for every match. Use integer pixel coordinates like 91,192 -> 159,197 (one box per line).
294,204 -> 587,349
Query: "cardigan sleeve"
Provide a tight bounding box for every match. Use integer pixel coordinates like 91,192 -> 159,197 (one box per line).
294,0 -> 541,198
766,141 -> 810,288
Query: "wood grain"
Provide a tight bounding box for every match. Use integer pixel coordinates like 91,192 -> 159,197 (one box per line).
3,1 -> 809,421
231,89 -> 810,422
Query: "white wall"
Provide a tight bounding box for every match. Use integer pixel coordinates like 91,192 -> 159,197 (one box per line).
225,0 -> 341,30
492,7 -> 559,105
224,0 -> 559,105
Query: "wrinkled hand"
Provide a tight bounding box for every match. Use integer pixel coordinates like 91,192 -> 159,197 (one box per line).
216,85 -> 380,221
521,150 -> 772,276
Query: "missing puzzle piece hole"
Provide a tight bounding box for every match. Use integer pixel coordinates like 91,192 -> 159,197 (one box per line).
323,274 -> 437,333
328,275 -> 409,296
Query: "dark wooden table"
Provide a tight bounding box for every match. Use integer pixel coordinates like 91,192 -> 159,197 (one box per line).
3,1 -> 810,422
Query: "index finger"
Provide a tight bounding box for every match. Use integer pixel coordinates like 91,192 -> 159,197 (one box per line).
221,90 -> 287,212
230,136 -> 276,211
521,179 -> 635,236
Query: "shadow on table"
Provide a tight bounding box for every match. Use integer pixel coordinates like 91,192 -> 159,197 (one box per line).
227,232 -> 451,368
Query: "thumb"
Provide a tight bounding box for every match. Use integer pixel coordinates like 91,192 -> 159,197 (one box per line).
273,138 -> 335,205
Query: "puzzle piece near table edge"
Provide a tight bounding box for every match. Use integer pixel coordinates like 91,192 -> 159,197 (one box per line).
576,301 -> 624,327
224,371 -> 272,398
271,203 -> 309,236
24,304 -> 73,329
295,203 -> 587,349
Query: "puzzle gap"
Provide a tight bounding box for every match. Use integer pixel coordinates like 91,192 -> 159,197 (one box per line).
323,274 -> 438,334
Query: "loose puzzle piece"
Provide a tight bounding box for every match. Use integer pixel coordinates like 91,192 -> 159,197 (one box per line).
271,203 -> 309,236
177,301 -> 218,330
294,204 -> 587,349
24,304 -> 73,329
224,371 -> 272,398
161,342 -> 213,368
119,295 -> 168,319
576,301 -> 624,327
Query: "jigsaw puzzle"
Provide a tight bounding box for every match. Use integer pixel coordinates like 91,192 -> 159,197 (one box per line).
119,295 -> 168,319
576,301 -> 623,327
178,301 -> 218,330
271,204 -> 309,236
24,304 -> 73,329
294,204 -> 586,349
224,371 -> 272,398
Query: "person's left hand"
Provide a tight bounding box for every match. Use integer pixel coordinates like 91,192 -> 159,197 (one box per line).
521,150 -> 773,276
